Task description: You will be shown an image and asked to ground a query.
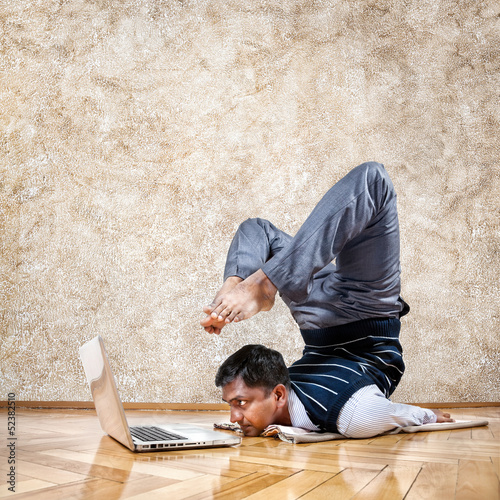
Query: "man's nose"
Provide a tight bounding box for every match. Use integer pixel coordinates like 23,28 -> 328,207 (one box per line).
230,407 -> 242,423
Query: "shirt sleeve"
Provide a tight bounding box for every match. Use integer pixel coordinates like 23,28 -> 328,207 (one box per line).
337,384 -> 438,438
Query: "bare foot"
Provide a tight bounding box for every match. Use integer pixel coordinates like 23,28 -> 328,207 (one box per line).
432,410 -> 455,423
207,269 -> 278,324
201,277 -> 242,334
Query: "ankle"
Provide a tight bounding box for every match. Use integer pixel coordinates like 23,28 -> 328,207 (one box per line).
254,269 -> 277,294
225,276 -> 243,285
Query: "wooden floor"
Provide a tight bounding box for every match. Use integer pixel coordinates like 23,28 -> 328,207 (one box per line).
0,407 -> 498,499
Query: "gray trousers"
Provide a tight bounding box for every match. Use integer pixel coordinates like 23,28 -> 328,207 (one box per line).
223,162 -> 406,330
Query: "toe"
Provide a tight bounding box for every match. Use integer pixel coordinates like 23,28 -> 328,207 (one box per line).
225,310 -> 240,323
200,315 -> 212,326
218,309 -> 231,321
211,302 -> 227,318
203,305 -> 214,315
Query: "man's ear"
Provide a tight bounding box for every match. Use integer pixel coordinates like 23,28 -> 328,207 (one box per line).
272,384 -> 288,408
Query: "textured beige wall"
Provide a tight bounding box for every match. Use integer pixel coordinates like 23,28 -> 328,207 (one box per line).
1,0 -> 498,404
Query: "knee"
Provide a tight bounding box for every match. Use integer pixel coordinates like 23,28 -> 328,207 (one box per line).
355,161 -> 395,199
357,161 -> 387,181
235,218 -> 272,240
239,218 -> 271,230
238,218 -> 257,229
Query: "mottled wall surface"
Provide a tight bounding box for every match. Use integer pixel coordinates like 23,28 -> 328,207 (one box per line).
1,0 -> 498,404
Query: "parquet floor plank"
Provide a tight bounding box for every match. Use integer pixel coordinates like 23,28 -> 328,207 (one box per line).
493,456 -> 500,482
342,440 -> 495,463
16,450 -> 148,483
333,443 -> 456,465
398,430 -> 429,442
488,419 -> 500,439
447,428 -> 473,440
0,477 -> 57,498
300,468 -> 379,499
186,470 -> 296,500
350,465 -> 422,500
404,463 -> 458,499
17,438 -> 97,453
424,429 -> 452,441
39,448 -> 202,481
1,479 -> 105,499
235,443 -> 397,470
126,473 -> 232,499
456,459 -> 500,500
9,459 -> 87,484
242,470 -> 334,500
216,447 -> 345,474
139,455 -> 254,478
472,425 -> 495,440
132,452 -> 294,479
87,475 -> 176,499
364,434 -> 406,446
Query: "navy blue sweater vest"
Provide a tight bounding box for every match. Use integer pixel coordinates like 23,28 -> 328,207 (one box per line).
288,317 -> 405,433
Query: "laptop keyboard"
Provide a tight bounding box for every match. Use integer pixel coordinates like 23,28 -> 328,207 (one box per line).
129,426 -> 187,442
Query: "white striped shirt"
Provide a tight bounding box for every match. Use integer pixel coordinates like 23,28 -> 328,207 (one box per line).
289,384 -> 437,437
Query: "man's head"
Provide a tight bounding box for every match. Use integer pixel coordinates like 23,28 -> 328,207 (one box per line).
215,344 -> 291,436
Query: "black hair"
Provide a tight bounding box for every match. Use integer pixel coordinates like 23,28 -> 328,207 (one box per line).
215,344 -> 291,394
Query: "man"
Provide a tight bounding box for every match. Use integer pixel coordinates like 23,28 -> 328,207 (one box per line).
201,162 -> 453,437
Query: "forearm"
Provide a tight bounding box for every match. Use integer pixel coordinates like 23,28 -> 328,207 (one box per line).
337,385 -> 437,438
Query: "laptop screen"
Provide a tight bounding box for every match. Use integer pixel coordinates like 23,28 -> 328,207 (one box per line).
79,336 -> 135,450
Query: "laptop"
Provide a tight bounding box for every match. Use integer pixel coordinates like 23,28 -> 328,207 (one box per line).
79,336 -> 241,452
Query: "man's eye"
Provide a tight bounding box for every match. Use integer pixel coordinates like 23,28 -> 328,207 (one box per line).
238,400 -> 246,407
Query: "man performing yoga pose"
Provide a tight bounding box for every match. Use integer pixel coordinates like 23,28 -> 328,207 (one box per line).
201,162 -> 453,438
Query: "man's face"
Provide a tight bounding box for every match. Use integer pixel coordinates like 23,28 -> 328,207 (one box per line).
221,376 -> 281,437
